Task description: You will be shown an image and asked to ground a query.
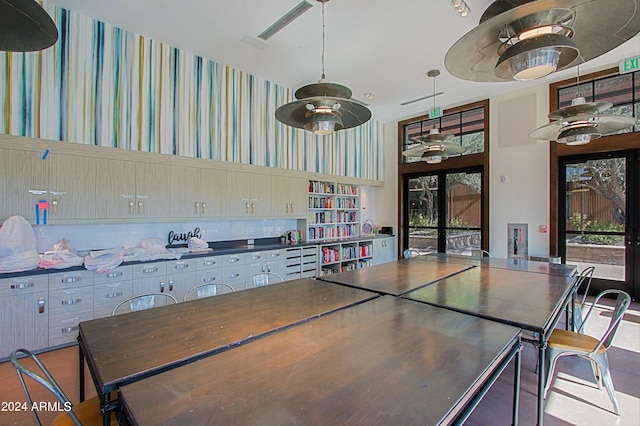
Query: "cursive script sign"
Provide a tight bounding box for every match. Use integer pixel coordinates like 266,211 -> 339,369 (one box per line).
168,227 -> 203,245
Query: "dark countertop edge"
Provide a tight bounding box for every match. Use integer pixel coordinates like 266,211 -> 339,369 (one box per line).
0,235 -> 395,279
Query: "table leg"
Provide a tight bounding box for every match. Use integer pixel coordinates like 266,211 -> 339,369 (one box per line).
78,337 -> 85,402
512,345 -> 522,426
537,337 -> 546,426
101,392 -> 111,426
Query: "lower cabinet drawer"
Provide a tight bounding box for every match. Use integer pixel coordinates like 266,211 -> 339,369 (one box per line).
49,311 -> 94,346
93,281 -> 133,318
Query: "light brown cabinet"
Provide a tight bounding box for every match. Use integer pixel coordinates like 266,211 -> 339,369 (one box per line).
95,159 -> 170,219
227,171 -> 271,217
0,148 -> 49,221
270,175 -> 308,217
48,154 -> 97,221
171,166 -> 227,218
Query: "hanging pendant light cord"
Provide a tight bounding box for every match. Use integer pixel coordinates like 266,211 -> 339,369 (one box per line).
321,1 -> 326,80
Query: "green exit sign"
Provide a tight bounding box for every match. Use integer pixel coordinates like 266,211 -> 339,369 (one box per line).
619,55 -> 640,74
429,107 -> 442,118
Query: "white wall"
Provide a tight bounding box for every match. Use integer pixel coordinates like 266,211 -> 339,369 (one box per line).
371,122 -> 399,233
489,85 -> 551,258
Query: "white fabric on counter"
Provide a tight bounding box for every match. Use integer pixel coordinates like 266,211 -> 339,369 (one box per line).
0,216 -> 41,272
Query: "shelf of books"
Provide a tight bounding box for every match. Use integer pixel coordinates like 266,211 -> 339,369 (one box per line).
308,180 -> 360,242
319,240 -> 373,276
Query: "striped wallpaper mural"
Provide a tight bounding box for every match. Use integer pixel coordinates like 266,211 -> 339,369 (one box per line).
0,2 -> 383,181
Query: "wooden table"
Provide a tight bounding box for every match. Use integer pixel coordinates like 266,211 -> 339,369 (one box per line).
421,253 -> 577,277
78,278 -> 377,425
119,296 -> 522,425
402,267 -> 578,426
318,258 -> 473,295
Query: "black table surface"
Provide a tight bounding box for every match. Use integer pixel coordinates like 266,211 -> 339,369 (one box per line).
119,296 -> 521,426
79,278 -> 377,392
402,266 -> 576,334
318,258 -> 473,295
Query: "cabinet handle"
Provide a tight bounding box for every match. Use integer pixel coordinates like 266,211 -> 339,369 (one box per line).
251,203 -> 256,213
61,326 -> 79,333
52,199 -> 59,215
11,281 -> 34,290
106,271 -> 123,278
138,201 -> 143,214
142,266 -> 158,274
169,279 -> 174,291
195,202 -> 199,214
105,292 -> 123,299
62,275 -> 81,283
201,202 -> 206,215
202,277 -> 216,283
160,280 -> 166,293
203,260 -> 216,266
290,203 -> 294,212
285,203 -> 290,213
271,252 -> 280,257
228,273 -> 240,278
228,257 -> 240,263
245,202 -> 250,213
252,255 -> 261,260
61,298 -> 82,305
38,297 -> 46,314
129,200 -> 134,214
174,262 -> 189,270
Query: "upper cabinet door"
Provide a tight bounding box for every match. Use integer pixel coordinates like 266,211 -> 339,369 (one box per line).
95,158 -> 137,219
135,162 -> 171,218
170,165 -> 201,219
226,171 -> 270,217
0,148 -> 49,222
270,176 -> 308,218
200,168 -> 227,218
48,154 -> 97,221
171,166 -> 228,218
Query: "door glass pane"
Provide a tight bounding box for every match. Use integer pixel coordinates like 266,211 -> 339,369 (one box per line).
446,172 -> 482,254
408,176 -> 438,253
565,158 -> 626,281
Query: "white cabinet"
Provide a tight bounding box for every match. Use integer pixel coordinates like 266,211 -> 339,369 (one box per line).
227,172 -> 271,217
0,274 -> 49,358
131,262 -> 168,297
221,253 -> 248,291
171,166 -> 228,218
93,266 -> 134,318
95,159 -> 171,219
0,148 -> 49,222
165,259 -> 197,302
373,236 -> 396,265
284,246 -> 318,281
48,154 -> 97,221
246,250 -> 285,279
48,270 -> 93,346
270,175 -> 308,217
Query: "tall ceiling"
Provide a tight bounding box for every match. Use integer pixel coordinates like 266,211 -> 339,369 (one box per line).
46,0 -> 640,123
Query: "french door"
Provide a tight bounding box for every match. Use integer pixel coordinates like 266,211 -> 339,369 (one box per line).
559,151 -> 639,300
405,168 -> 484,254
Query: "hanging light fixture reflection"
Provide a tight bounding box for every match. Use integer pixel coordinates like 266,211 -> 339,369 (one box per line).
402,70 -> 466,163
275,0 -> 371,135
444,0 -> 640,82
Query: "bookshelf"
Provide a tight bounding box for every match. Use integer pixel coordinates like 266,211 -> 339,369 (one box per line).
307,180 -> 360,242
319,240 -> 373,276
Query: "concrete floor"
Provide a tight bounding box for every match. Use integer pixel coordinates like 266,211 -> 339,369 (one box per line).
0,296 -> 638,425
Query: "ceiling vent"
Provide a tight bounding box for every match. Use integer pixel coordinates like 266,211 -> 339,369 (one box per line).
258,0 -> 314,41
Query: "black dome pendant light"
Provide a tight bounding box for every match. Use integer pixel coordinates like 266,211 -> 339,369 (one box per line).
275,0 -> 371,136
0,0 -> 58,52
